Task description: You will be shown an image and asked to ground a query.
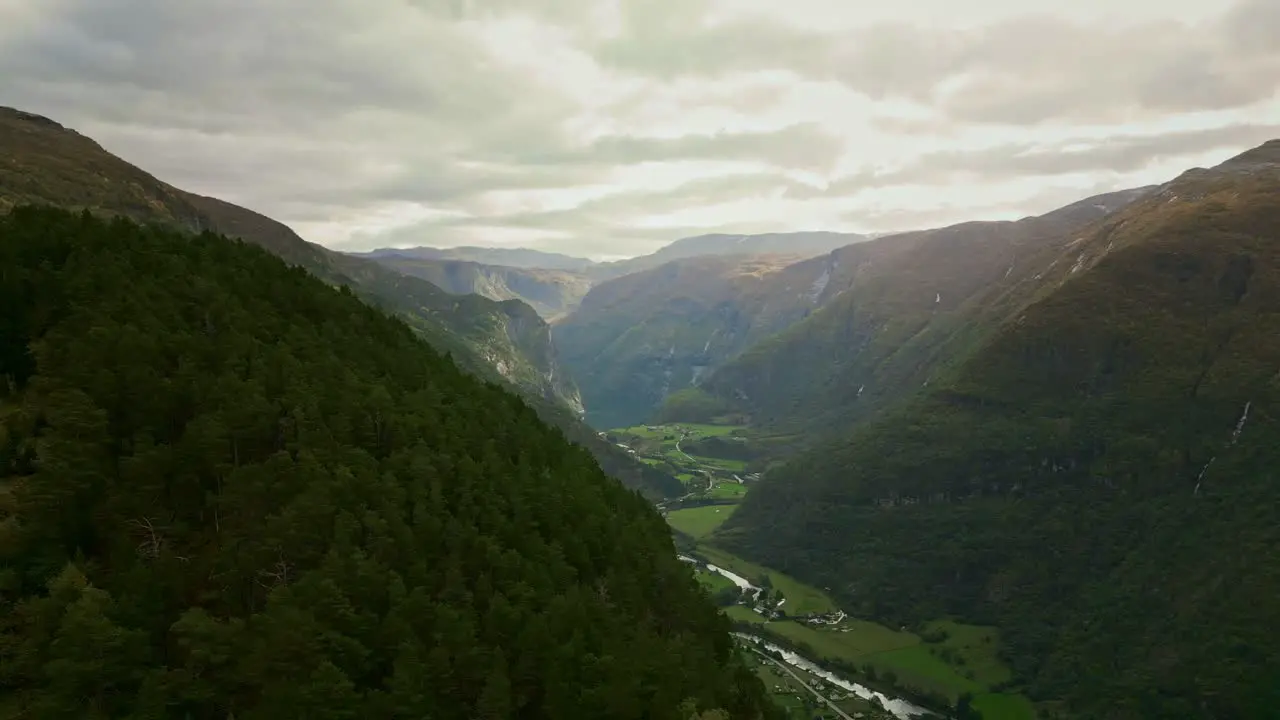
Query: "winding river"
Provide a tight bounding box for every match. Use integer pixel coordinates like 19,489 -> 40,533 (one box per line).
682,555 -> 931,719
734,633 -> 931,719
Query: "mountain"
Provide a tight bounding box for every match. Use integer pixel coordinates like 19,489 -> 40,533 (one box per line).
674,188 -> 1154,444
355,233 -> 872,324
558,192 -> 1148,432
0,105 -> 682,499
0,206 -> 780,719
715,143 -> 1280,717
354,245 -> 598,272
554,254 -> 817,429
0,106 -> 576,411
590,231 -> 869,281
357,255 -> 593,321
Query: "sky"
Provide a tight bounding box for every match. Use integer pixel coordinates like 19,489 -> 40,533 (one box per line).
2,0 -> 1279,260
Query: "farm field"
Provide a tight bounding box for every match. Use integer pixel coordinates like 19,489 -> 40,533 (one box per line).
630,423 -> 1035,718
667,504 -> 738,538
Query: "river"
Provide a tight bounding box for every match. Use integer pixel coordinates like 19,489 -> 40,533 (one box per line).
681,555 -> 931,718
680,555 -> 764,601
734,633 -> 931,719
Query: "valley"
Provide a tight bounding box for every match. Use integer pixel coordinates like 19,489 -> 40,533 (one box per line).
613,421 -> 1036,720
553,146 -> 1280,717
3,98 -> 1278,720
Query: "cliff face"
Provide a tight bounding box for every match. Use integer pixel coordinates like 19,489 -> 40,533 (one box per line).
553,254 -> 819,429
361,255 -> 594,321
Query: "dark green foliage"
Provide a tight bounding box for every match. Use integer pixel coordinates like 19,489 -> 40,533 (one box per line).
0,104 -> 680,500
693,189 -> 1153,445
654,388 -> 740,425
0,208 -> 779,720
720,161 -> 1280,717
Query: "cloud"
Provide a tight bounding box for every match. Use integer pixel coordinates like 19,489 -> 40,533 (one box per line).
349,171 -> 815,257
518,123 -> 843,173
788,122 -> 1280,200
1,0 -> 1277,258
574,0 -> 1280,125
923,4 -> 1280,125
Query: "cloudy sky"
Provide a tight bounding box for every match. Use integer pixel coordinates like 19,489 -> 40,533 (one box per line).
3,0 -> 1279,259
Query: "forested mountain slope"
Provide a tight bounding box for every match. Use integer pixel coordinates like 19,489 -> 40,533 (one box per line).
0,106 -> 678,499
0,106 -> 578,413
717,142 -> 1280,718
558,187 -> 1145,433
0,207 -> 778,719
681,188 -> 1152,440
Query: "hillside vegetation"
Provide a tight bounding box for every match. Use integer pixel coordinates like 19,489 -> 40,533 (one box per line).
678,189 -> 1152,444
718,143 -> 1280,718
0,207 -> 779,720
0,106 -> 578,413
0,105 -> 679,499
559,190 -> 1147,434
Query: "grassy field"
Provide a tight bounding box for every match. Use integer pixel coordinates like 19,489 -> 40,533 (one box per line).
708,481 -> 748,499
919,620 -> 1012,687
697,546 -> 840,616
612,422 -> 746,442
693,567 -> 737,594
708,547 -> 1033,717
641,424 -> 1033,717
744,652 -> 864,720
726,605 -> 768,624
744,616 -> 917,660
665,504 -> 737,538
678,423 -> 746,437
683,453 -> 749,472
735,613 -> 1033,716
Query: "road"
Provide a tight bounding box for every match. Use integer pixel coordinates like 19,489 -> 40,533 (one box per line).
674,433 -> 696,462
752,649 -> 856,720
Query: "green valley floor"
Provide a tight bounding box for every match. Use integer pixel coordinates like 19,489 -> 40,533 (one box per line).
611,421 -> 1039,720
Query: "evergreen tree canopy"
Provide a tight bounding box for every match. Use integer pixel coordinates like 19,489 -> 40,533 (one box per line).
0,207 -> 779,720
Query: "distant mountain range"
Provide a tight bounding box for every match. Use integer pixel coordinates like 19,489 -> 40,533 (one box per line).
353,256 -> 595,322
353,231 -> 874,321
589,231 -> 871,280
353,245 -> 598,272
554,190 -> 1148,430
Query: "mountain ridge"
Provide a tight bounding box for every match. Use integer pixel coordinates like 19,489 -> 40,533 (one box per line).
0,104 -> 681,499
589,230 -> 871,281
357,255 -> 594,321
676,187 -> 1157,445
555,187 -> 1151,432
0,205 -> 778,719
353,245 -> 598,272
716,140 -> 1280,717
